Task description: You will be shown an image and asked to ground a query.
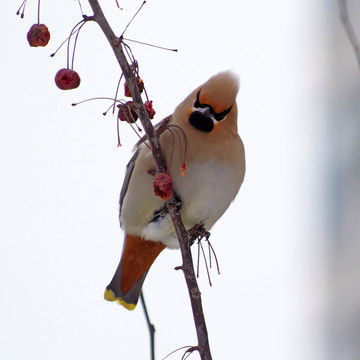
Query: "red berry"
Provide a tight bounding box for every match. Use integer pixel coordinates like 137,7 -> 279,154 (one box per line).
153,173 -> 173,200
27,24 -> 50,47
117,102 -> 138,123
118,101 -> 155,123
55,69 -> 81,90
124,77 -> 144,97
144,100 -> 156,119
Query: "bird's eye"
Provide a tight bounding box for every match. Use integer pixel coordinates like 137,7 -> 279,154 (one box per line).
193,89 -> 232,122
213,106 -> 232,121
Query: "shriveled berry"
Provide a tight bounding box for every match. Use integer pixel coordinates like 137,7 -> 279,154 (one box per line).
153,173 -> 173,200
144,100 -> 156,119
55,69 -> 81,90
27,24 -> 50,47
117,102 -> 138,123
124,77 -> 144,97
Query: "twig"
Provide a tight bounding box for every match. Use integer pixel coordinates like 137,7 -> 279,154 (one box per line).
338,0 -> 360,70
120,0 -> 146,38
87,0 -> 166,171
140,291 -> 156,360
86,1 -> 212,359
167,204 -> 212,360
161,345 -> 194,360
37,0 -> 40,24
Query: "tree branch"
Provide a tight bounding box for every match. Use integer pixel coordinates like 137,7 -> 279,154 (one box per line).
86,1 -> 212,359
87,0 -> 166,172
338,0 -> 360,70
140,291 -> 155,360
167,205 -> 212,360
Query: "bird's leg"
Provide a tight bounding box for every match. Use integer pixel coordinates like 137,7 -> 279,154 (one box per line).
166,191 -> 182,213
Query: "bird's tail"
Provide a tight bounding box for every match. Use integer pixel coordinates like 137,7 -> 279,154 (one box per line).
104,234 -> 166,310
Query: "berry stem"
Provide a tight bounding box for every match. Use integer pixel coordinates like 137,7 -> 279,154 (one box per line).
119,1 -> 146,38
122,37 -> 178,52
66,19 -> 85,69
16,0 -> 28,18
113,74 -> 124,114
50,20 -> 84,59
37,0 -> 40,24
71,21 -> 86,69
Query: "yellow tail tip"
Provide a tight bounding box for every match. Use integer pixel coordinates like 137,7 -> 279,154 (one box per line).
104,288 -> 116,301
104,288 -> 136,311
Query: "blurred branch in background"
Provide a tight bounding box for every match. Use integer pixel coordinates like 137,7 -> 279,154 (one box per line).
338,0 -> 360,70
324,2 -> 360,359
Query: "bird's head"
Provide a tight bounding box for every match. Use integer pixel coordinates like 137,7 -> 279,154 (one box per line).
174,71 -> 240,134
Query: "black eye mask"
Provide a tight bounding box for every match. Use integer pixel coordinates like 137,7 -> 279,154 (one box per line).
193,90 -> 232,121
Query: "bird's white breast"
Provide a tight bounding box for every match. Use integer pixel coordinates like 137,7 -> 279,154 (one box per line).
141,160 -> 243,249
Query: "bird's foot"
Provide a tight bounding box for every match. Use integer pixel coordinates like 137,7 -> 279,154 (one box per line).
188,223 -> 210,246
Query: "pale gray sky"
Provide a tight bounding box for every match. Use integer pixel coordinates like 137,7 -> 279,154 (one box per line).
1,1 -> 354,359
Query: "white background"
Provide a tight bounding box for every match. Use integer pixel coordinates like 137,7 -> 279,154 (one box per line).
1,1 -> 356,359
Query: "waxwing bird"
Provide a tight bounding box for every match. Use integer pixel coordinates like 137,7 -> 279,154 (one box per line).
105,71 -> 246,310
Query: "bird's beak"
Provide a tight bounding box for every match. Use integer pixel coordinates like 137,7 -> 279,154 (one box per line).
196,106 -> 211,116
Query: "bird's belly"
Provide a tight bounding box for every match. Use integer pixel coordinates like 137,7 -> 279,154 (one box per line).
176,161 -> 241,226
141,161 -> 242,248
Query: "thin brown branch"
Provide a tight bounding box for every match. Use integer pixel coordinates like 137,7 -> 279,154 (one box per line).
88,0 -> 166,172
167,204 -> 212,360
140,291 -> 156,360
338,0 -> 360,70
86,1 -> 212,359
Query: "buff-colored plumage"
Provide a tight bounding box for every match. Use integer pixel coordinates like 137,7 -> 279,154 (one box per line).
105,71 -> 245,309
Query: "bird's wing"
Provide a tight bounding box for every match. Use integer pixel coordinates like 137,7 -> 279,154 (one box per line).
119,149 -> 140,216
119,115 -> 172,215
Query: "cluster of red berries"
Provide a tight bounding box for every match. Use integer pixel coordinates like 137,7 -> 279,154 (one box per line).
117,76 -> 156,123
20,0 -> 168,201
26,21 -> 80,90
19,1 -> 156,126
19,0 -> 81,91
